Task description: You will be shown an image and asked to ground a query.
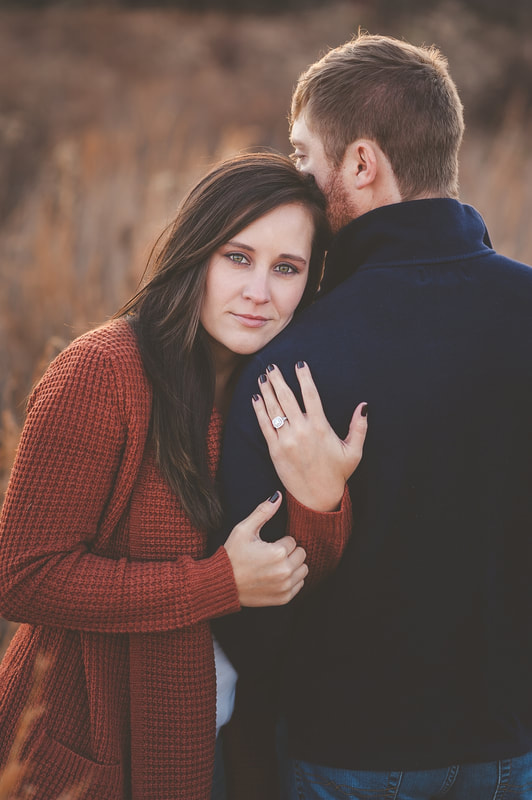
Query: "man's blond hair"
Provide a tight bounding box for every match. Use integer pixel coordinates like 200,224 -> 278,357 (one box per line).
291,32 -> 464,200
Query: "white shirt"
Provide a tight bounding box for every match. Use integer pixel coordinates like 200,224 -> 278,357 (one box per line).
213,635 -> 238,736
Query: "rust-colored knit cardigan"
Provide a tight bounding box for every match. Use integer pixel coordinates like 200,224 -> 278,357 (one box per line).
0,320 -> 351,800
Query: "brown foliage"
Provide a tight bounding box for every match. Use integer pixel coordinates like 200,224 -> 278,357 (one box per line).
0,655 -> 89,799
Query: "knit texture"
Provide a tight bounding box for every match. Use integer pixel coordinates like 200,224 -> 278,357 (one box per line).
0,319 -> 352,799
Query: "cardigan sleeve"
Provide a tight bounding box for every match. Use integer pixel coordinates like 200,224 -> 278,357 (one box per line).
285,485 -> 352,589
0,334 -> 240,634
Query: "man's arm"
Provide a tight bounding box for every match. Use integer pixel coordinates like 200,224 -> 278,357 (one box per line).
212,353 -> 359,672
212,353 -> 290,673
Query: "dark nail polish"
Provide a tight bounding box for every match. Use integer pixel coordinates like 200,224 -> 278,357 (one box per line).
269,491 -> 280,503
296,360 -> 305,369
266,363 -> 275,372
252,394 -> 260,402
361,403 -> 369,418
259,373 -> 267,384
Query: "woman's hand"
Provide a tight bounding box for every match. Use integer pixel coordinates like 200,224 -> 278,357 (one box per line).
252,362 -> 368,513
224,492 -> 308,607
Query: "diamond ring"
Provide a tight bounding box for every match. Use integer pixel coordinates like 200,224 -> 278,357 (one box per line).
271,415 -> 288,429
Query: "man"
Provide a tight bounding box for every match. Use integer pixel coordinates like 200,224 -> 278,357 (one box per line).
214,33 -> 532,798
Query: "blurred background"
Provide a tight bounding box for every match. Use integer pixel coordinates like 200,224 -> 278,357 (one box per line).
0,0 -> 532,521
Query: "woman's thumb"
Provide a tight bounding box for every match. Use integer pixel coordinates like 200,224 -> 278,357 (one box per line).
237,491 -> 283,540
344,402 -> 368,456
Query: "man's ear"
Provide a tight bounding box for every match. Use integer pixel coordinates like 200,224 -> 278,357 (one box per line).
343,140 -> 379,189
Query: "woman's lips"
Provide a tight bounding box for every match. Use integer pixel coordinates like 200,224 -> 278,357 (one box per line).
232,314 -> 269,328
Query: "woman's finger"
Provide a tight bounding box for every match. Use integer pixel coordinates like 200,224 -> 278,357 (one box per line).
231,490 -> 283,540
256,369 -> 292,428
343,402 -> 369,467
262,364 -> 304,423
252,392 -> 282,448
293,361 -> 326,419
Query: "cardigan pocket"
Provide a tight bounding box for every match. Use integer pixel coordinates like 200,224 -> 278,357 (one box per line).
19,729 -> 123,799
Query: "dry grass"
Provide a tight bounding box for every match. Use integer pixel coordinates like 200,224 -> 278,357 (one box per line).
0,0 -> 531,656
0,655 -> 88,799
0,655 -> 48,800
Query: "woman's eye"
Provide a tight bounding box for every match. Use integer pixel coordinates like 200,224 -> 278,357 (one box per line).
227,252 -> 249,265
274,263 -> 298,275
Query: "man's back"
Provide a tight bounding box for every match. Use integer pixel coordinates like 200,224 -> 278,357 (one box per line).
217,198 -> 532,769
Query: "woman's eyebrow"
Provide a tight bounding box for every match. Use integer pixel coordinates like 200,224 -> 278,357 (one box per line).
225,239 -> 254,251
279,253 -> 308,265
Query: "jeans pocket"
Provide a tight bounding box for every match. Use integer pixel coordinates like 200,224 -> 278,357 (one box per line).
292,758 -> 358,799
290,758 -> 404,800
497,750 -> 532,799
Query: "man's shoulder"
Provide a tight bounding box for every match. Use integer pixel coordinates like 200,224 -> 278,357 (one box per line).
231,288 -> 354,416
481,251 -> 532,307
257,286 -> 352,364
488,250 -> 532,277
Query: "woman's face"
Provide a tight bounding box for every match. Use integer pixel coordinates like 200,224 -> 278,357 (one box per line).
201,203 -> 314,367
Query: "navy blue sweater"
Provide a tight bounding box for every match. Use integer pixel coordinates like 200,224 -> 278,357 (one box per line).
213,199 -> 532,770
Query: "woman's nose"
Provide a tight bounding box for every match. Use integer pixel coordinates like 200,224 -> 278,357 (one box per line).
242,272 -> 271,304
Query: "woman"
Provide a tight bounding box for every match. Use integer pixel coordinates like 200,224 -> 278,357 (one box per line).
0,153 -> 366,800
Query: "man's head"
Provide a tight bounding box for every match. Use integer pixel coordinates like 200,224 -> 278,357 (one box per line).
290,32 -> 464,230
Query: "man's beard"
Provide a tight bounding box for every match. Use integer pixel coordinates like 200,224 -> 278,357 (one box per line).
323,168 -> 356,234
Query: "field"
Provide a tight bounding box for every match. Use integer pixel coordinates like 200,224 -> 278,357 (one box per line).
0,1 -> 531,634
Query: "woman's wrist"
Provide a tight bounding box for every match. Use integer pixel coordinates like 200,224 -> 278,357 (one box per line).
287,483 -> 346,514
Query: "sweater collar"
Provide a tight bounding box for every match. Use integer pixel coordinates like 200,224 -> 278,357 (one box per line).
320,198 -> 493,294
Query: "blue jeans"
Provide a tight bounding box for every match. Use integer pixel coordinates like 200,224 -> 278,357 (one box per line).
286,750 -> 532,799
211,733 -> 226,800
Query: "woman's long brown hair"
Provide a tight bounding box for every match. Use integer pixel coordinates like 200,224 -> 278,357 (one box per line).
116,152 -> 330,533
